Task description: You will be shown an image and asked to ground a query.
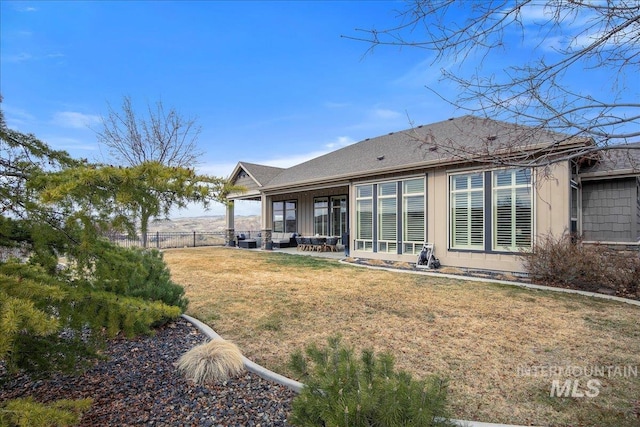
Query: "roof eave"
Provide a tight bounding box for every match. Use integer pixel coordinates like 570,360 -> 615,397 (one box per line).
261,158 -> 455,192
578,169 -> 640,180
262,139 -> 589,192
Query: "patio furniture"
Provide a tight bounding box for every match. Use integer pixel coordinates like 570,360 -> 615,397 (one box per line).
324,236 -> 338,252
310,237 -> 324,251
272,232 -> 297,248
238,239 -> 257,249
296,236 -> 310,251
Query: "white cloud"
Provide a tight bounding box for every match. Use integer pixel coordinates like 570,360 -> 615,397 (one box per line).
45,136 -> 99,152
52,111 -> 101,129
261,150 -> 329,168
325,136 -> 355,149
195,161 -> 238,178
517,3 -> 551,23
1,51 -> 65,63
392,55 -> 460,88
372,108 -> 402,120
170,198 -> 261,218
14,6 -> 38,12
198,135 -> 356,180
2,52 -> 33,63
2,105 -> 35,128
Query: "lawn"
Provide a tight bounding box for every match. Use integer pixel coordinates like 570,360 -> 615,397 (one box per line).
163,247 -> 640,427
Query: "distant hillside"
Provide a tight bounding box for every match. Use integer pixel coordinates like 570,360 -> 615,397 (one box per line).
149,215 -> 261,232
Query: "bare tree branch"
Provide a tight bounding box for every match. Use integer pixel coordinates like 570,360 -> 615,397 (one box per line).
95,96 -> 203,168
345,0 -> 640,166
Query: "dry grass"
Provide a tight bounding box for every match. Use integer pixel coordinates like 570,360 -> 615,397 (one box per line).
164,247 -> 640,426
176,339 -> 244,384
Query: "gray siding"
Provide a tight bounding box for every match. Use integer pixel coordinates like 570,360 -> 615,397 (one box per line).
582,178 -> 639,242
235,174 -> 260,192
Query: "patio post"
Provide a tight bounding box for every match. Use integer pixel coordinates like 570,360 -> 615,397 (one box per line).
225,201 -> 235,246
261,193 -> 273,250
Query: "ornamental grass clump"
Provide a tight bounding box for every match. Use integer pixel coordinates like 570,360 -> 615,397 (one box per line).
288,335 -> 454,427
176,339 -> 245,384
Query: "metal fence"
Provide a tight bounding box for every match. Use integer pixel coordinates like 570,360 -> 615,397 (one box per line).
106,230 -> 262,249
107,231 -> 228,249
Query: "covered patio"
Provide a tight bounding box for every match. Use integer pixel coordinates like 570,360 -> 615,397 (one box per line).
234,244 -> 345,260
224,161 -> 349,251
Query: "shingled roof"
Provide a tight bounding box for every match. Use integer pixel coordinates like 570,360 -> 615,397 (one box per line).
251,115 -> 577,190
579,142 -> 640,177
236,162 -> 284,187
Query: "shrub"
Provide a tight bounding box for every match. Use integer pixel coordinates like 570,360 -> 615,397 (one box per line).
91,244 -> 188,311
1,261 -> 181,374
288,336 -> 454,427
176,339 -> 245,384
0,397 -> 92,427
522,234 -> 640,299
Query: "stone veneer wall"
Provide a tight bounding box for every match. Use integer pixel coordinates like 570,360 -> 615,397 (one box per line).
225,228 -> 235,246
261,229 -> 272,250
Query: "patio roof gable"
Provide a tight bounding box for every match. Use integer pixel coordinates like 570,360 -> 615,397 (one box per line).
228,161 -> 285,199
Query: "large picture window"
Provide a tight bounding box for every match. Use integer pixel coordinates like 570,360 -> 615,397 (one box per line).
313,197 -> 329,236
273,200 -> 297,233
377,182 -> 397,253
331,195 -> 348,238
450,173 -> 484,249
355,185 -> 373,251
449,169 -> 533,252
493,169 -> 532,251
403,178 -> 425,254
354,177 -> 426,254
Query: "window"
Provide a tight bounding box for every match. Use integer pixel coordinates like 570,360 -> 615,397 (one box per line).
354,178 -> 426,254
377,182 -> 397,253
493,169 -> 532,251
273,200 -> 297,233
570,180 -> 579,236
314,197 -> 329,235
450,173 -> 484,249
330,195 -> 348,238
403,178 -> 425,254
449,169 -> 533,252
355,185 -> 373,251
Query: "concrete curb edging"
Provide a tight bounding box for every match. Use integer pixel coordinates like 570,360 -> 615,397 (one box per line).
180,314 -> 541,427
181,314 -> 304,393
339,259 -> 640,307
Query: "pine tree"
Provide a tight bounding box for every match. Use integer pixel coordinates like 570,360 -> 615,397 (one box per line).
0,103 -> 197,425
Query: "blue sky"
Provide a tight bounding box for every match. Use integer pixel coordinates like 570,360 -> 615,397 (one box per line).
1,1 -> 630,217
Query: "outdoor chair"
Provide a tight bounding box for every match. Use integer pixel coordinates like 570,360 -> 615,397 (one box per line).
324,236 -> 338,252
296,237 -> 308,251
310,237 -> 323,251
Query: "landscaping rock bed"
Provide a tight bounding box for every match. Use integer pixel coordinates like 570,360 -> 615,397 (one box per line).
345,257 -> 531,283
0,318 -> 294,426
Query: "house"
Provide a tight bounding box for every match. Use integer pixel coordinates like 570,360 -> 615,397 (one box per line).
225,116 -> 639,274
577,141 -> 640,247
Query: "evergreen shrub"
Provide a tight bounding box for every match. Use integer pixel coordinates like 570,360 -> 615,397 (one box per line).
288,336 -> 454,427
91,244 -> 188,311
0,397 -> 92,427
